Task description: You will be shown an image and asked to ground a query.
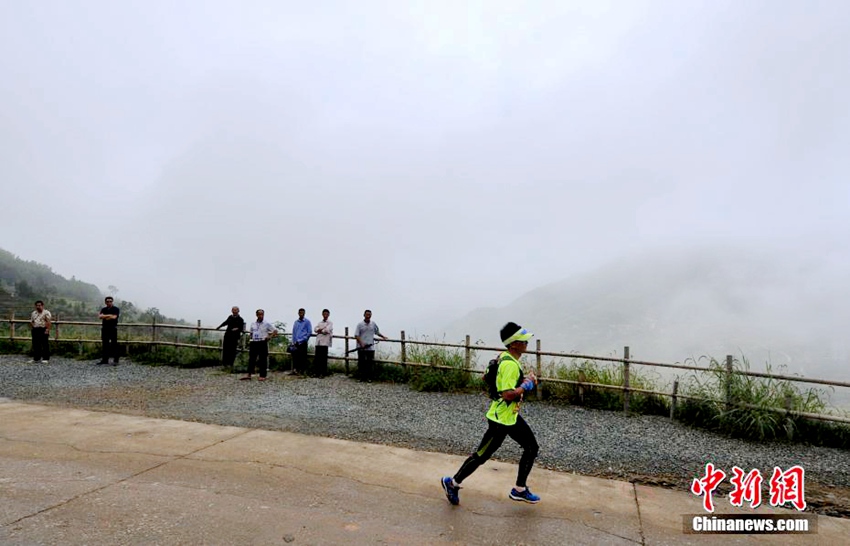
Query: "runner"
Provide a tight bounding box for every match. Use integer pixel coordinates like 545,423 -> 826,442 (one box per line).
441,322 -> 540,505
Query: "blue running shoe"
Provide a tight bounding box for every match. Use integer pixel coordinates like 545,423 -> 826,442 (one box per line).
509,487 -> 540,504
441,477 -> 460,505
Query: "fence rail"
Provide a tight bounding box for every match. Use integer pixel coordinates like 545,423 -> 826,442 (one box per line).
4,313 -> 849,425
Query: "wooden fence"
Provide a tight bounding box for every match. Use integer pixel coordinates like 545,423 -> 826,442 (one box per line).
5,313 -> 850,426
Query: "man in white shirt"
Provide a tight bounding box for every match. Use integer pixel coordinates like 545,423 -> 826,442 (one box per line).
30,300 -> 52,363
312,309 -> 333,377
242,309 -> 277,381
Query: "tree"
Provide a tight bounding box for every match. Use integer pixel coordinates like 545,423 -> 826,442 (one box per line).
14,280 -> 34,299
140,307 -> 163,322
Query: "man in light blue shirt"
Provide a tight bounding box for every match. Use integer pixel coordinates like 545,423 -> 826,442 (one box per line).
291,308 -> 312,375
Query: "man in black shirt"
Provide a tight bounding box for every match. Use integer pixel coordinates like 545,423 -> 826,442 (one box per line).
98,296 -> 120,365
216,306 -> 245,369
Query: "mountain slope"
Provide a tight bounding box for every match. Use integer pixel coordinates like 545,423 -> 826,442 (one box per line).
444,245 -> 850,379
0,248 -> 103,316
0,248 -> 188,325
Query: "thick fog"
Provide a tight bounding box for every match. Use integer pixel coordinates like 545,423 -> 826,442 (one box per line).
2,2 -> 848,357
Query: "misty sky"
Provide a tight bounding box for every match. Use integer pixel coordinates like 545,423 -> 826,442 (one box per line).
2,1 -> 849,337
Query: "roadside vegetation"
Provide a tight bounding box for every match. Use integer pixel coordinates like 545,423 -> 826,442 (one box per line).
369,336 -> 481,392
0,325 -> 290,371
1,329 -> 847,449
674,356 -> 850,448
367,345 -> 850,449
541,357 -> 670,416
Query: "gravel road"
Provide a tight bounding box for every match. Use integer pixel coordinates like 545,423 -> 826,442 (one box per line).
1,355 -> 848,516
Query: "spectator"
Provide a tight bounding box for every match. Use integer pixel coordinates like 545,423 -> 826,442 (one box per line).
354,309 -> 388,382
242,309 -> 277,381
312,309 -> 333,377
216,306 -> 245,369
98,297 -> 121,366
441,322 -> 540,506
29,300 -> 52,363
291,308 -> 312,375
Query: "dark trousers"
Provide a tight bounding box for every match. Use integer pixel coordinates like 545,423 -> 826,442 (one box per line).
31,327 -> 50,361
293,341 -> 309,374
222,336 -> 239,368
454,415 -> 539,488
313,345 -> 329,376
357,349 -> 375,381
101,328 -> 119,363
248,340 -> 269,378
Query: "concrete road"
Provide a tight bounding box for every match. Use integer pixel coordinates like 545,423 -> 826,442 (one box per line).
0,399 -> 846,545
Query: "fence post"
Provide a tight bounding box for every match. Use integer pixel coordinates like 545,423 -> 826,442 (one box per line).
725,355 -> 733,411
578,369 -> 586,405
670,379 -> 679,419
54,312 -> 59,341
400,330 -> 406,365
196,320 -> 202,348
623,346 -> 630,415
464,335 -> 471,370
152,317 -> 158,359
344,326 -> 350,375
783,393 -> 794,441
9,311 -> 14,341
536,339 -> 543,400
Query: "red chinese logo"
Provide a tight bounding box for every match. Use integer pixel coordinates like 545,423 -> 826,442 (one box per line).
690,464 -> 807,512
769,466 -> 806,511
729,467 -> 763,508
691,463 -> 726,512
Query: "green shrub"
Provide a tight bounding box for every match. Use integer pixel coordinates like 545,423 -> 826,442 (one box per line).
49,342 -> 101,360
391,338 -> 478,393
541,358 -> 669,415
374,362 -> 411,384
675,355 -> 850,448
268,353 -> 293,373
0,340 -> 28,355
111,343 -> 221,368
0,339 -> 103,360
791,418 -> 850,449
